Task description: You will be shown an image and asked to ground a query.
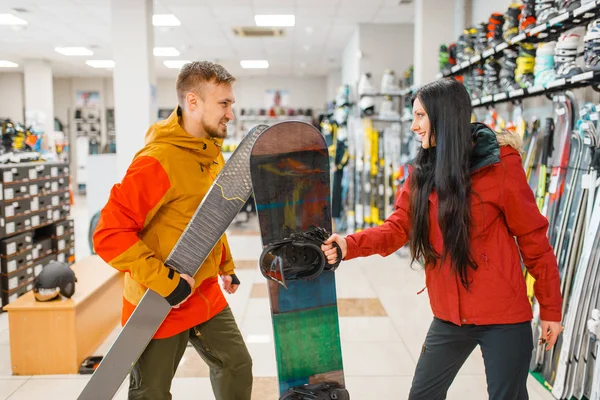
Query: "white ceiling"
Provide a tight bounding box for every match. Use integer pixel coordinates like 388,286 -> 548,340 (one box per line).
0,0 -> 415,78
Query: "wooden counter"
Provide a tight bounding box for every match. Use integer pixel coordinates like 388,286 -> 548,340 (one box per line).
3,255 -> 123,375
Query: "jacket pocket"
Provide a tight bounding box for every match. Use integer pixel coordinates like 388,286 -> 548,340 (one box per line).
482,252 -> 518,296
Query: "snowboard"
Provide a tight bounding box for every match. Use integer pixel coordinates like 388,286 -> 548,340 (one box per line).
249,121 -> 347,396
77,123 -> 268,400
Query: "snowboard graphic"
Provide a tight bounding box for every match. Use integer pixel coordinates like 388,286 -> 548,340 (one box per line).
249,121 -> 348,396
77,124 -> 269,400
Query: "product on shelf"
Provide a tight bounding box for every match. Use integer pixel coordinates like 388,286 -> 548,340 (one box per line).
536,0 -> 560,24
503,3 -> 523,42
534,41 -> 557,86
558,0 -> 582,13
483,58 -> 501,95
448,43 -> 458,67
358,72 -> 376,95
516,42 -> 537,88
474,22 -> 488,54
439,45 -> 451,76
584,18 -> 600,71
520,0 -> 537,32
500,47 -> 520,91
380,69 -> 399,92
457,30 -> 474,63
402,65 -> 414,88
488,12 -> 506,48
555,27 -> 585,78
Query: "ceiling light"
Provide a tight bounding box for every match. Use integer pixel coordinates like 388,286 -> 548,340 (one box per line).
240,60 -> 269,69
153,14 -> 181,26
86,60 -> 115,68
154,47 -> 180,56
0,14 -> 27,25
55,47 -> 93,56
164,60 -> 191,69
0,60 -> 18,68
254,15 -> 295,27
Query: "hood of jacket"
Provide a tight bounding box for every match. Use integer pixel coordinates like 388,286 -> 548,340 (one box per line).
470,122 -> 501,173
144,106 -> 223,165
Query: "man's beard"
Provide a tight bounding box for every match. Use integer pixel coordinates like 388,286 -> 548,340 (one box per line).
202,119 -> 228,139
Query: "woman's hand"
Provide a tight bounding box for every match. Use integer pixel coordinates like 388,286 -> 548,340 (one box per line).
540,320 -> 562,350
321,234 -> 347,265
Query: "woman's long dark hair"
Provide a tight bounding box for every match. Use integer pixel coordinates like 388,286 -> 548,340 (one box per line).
409,78 -> 478,289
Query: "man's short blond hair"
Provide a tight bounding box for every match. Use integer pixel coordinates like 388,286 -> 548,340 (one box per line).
176,61 -> 235,107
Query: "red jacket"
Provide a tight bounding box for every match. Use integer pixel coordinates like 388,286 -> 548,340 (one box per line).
345,123 -> 562,325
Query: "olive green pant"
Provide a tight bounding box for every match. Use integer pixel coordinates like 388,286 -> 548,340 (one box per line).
128,306 -> 253,400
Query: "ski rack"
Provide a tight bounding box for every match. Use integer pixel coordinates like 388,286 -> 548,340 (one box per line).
439,1 -> 600,79
471,70 -> 600,108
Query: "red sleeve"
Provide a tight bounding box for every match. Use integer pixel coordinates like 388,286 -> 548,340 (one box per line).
345,176 -> 412,260
500,148 -> 562,322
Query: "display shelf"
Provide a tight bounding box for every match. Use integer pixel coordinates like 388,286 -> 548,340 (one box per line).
442,1 -> 600,78
471,70 -> 600,108
359,87 -> 415,98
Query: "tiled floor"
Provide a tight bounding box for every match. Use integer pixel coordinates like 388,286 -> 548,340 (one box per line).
0,196 -> 557,399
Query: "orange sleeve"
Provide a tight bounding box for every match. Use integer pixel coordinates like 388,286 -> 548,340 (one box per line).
219,234 -> 235,275
92,156 -> 190,304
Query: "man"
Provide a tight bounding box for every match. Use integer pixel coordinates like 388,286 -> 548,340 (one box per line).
93,61 -> 252,400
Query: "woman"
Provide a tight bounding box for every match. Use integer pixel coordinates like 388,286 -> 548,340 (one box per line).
321,78 -> 562,400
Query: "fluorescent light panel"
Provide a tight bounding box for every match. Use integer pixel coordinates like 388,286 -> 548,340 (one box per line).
55,47 -> 93,56
254,14 -> 295,27
86,60 -> 115,68
0,14 -> 27,25
0,60 -> 18,68
153,14 -> 181,26
164,60 -> 191,69
240,60 -> 269,69
154,47 -> 180,56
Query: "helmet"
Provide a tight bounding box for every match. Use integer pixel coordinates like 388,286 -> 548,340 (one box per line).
33,261 -> 77,302
359,96 -> 375,116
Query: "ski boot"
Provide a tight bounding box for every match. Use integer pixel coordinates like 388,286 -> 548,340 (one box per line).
488,13 -> 506,48
483,58 -> 501,96
499,48 -> 520,91
516,43 -> 537,88
534,41 -> 557,86
536,0 -> 559,24
555,27 -> 584,78
584,19 -> 600,71
520,0 -> 537,33
503,3 -> 523,42
558,0 -> 581,13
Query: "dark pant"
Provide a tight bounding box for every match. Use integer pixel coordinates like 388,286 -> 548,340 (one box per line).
409,317 -> 533,400
129,306 -> 253,400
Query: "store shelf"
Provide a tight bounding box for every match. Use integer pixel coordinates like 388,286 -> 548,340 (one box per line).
368,115 -> 402,122
471,70 -> 600,108
442,1 -> 600,78
359,87 -> 415,98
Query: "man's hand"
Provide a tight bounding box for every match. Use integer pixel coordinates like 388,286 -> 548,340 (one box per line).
173,274 -> 195,309
540,320 -> 562,351
222,274 -> 240,294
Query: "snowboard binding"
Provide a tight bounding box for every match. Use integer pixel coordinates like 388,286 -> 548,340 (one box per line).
279,382 -> 350,400
259,227 -> 342,288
